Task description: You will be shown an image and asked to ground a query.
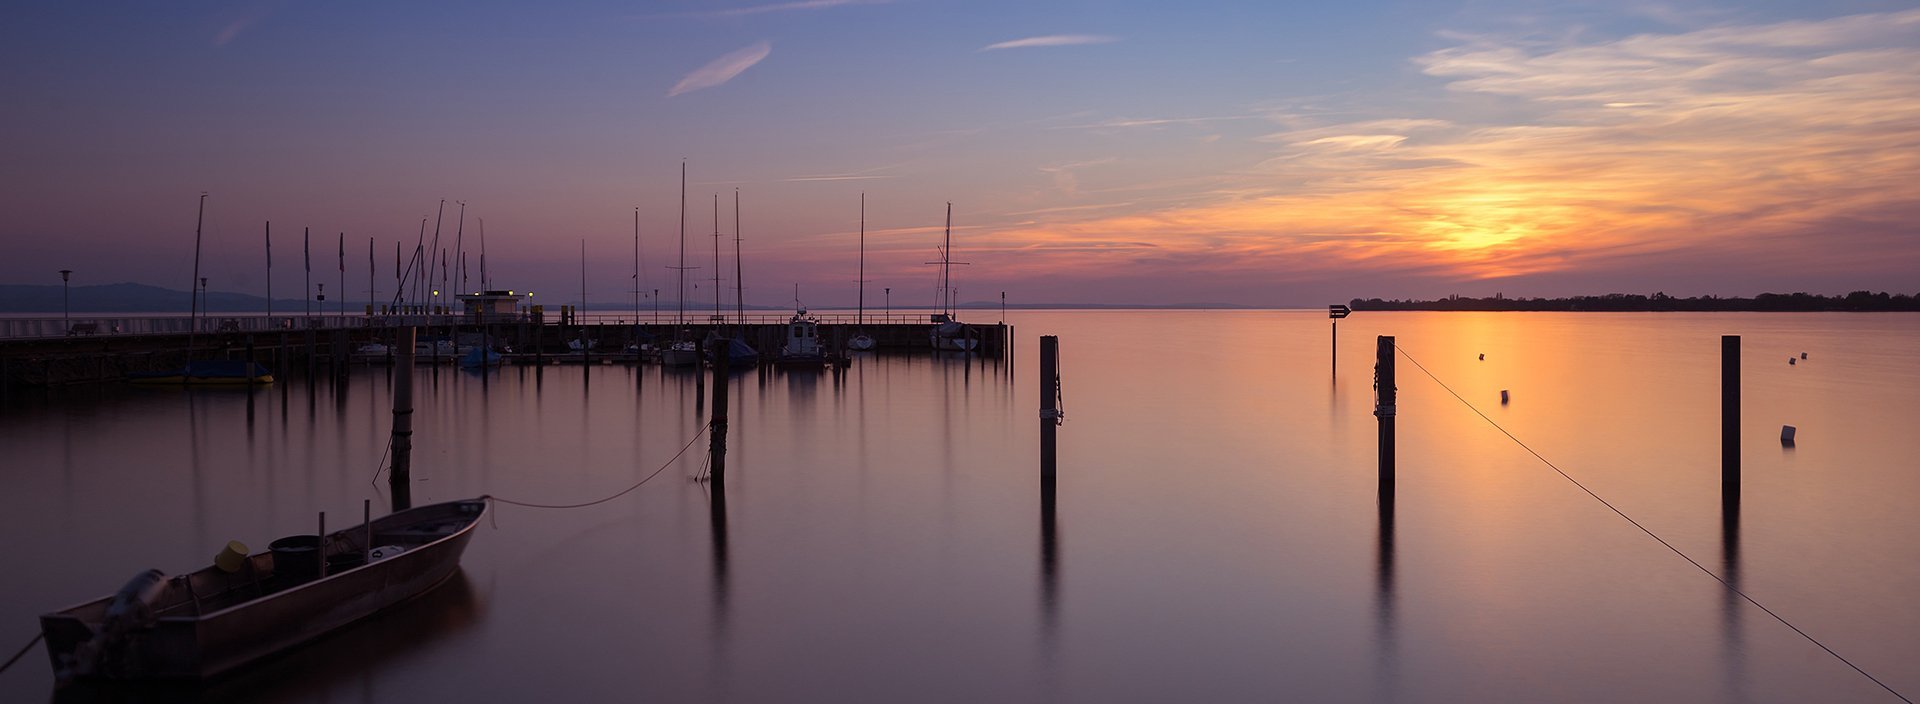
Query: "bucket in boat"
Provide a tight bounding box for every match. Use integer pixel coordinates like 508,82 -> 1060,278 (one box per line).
214,541 -> 250,573
268,535 -> 321,579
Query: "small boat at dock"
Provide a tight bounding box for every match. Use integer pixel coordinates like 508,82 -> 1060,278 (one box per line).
38,499 -> 487,682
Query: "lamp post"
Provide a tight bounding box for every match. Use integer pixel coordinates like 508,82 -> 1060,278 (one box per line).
884,287 -> 891,321
59,270 -> 72,335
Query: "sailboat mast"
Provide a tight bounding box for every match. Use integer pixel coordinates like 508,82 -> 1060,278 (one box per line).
478,217 -> 487,291
734,189 -> 745,332
687,160 -> 695,328
633,207 -> 641,324
453,201 -> 466,293
264,220 -> 272,321
188,192 -> 207,354
713,193 -> 721,323
858,193 -> 865,327
942,202 -> 953,317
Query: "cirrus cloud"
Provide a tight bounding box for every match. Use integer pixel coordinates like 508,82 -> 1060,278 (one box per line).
979,35 -> 1118,52
668,41 -> 773,97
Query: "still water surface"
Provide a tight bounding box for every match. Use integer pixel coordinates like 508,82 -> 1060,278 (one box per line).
2,311 -> 1916,702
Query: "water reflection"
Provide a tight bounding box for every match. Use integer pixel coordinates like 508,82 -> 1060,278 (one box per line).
52,572 -> 483,704
1374,490 -> 1397,702
1721,491 -> 1745,701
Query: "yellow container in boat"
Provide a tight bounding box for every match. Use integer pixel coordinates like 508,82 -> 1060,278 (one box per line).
214,540 -> 250,573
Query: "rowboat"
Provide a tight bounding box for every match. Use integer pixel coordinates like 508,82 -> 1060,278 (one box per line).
39,499 -> 487,682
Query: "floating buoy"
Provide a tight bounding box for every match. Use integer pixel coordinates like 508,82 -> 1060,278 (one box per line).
1500,390 -> 1510,404
1478,353 -> 1485,361
1789,358 -> 1796,365
1781,425 -> 1797,443
1801,352 -> 1808,359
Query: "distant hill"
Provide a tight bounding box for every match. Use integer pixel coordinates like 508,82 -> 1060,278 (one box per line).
0,283 -> 313,313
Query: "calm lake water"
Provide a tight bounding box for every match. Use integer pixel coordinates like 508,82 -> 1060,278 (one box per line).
2,311 -> 1917,703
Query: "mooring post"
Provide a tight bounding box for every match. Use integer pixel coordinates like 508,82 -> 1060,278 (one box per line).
245,335 -> 257,382
1332,319 -> 1337,379
708,338 -> 730,492
1723,335 -> 1740,500
1375,336 -> 1395,496
1040,335 -> 1060,485
389,326 -> 415,511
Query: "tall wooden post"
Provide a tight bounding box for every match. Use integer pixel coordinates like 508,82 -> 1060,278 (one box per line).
708,338 -> 730,492
389,326 -> 416,510
1375,336 -> 1395,496
1040,335 -> 1059,485
1722,335 -> 1740,500
1332,320 -> 1337,379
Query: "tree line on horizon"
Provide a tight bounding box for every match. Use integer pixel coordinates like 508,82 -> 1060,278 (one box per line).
1350,291 -> 1920,312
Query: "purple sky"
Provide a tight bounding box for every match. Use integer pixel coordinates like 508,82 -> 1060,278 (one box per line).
3,1 -> 1916,308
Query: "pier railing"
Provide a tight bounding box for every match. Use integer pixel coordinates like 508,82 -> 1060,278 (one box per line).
0,311 -> 985,340
0,314 -> 465,340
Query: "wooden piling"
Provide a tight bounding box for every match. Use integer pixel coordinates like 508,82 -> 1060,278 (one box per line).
1722,335 -> 1740,499
389,327 -> 415,511
1375,336 -> 1395,496
1040,335 -> 1059,484
708,338 -> 730,492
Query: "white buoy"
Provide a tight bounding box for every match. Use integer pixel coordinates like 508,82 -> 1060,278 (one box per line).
1500,389 -> 1510,404
1781,425 -> 1797,443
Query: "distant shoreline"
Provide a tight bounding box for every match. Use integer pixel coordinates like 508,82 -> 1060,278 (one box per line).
1351,291 -> 1919,312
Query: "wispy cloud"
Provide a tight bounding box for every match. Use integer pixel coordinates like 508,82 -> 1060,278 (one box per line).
956,10 -> 1920,289
212,1 -> 282,47
661,0 -> 889,19
668,41 -> 772,97
1056,115 -> 1258,130
979,35 -> 1118,52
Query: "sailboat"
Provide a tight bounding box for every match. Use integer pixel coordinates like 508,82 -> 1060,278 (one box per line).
128,193 -> 274,385
929,203 -> 977,352
707,189 -> 758,367
848,193 -> 876,352
660,162 -> 701,367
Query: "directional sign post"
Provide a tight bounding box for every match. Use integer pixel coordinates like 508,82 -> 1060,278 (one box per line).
1329,304 -> 1352,378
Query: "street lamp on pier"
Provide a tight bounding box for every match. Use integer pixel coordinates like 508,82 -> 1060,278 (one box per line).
59,270 -> 72,335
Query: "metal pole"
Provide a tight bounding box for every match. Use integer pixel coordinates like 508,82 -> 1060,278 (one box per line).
1040,335 -> 1059,484
1375,336 -> 1395,496
389,327 -> 416,511
1332,320 -> 1337,379
59,270 -> 71,334
317,512 -> 328,579
1723,335 -> 1740,500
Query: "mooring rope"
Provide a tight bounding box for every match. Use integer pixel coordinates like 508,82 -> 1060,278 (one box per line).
1394,345 -> 1912,704
0,633 -> 43,677
484,422 -> 710,510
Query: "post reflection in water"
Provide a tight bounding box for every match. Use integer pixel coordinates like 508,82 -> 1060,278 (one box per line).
1374,489 -> 1397,701
1721,490 -> 1745,701
708,477 -> 732,695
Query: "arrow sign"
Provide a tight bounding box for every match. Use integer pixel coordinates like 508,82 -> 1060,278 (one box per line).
1329,304 -> 1352,319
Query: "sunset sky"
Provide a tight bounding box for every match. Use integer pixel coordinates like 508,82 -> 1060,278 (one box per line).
2,1 -> 1916,308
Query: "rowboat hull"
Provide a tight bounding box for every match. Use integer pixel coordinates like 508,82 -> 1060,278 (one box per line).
40,499 -> 486,682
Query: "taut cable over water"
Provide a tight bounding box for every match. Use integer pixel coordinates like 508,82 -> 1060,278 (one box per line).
1392,344 -> 1912,704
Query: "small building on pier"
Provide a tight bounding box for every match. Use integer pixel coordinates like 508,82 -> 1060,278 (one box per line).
455,290 -> 530,323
